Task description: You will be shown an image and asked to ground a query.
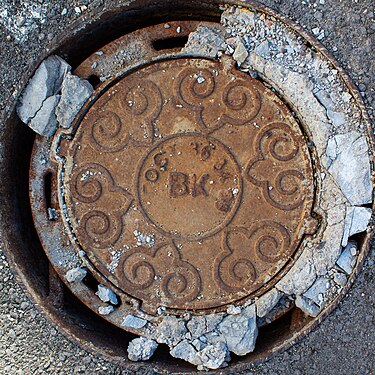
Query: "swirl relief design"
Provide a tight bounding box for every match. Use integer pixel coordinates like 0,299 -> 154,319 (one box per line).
58,57 -> 316,313
120,241 -> 201,312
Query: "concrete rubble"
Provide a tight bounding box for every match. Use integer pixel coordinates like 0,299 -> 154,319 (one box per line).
122,314 -> 148,329
65,267 -> 87,283
17,55 -> 93,137
127,337 -> 158,361
95,284 -> 118,305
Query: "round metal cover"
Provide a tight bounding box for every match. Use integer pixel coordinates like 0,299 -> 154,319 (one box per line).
58,57 -> 316,314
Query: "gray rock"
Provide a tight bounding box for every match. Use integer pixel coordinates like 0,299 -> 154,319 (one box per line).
333,271 -> 347,287
255,40 -> 271,59
303,277 -> 330,307
55,72 -> 93,129
226,305 -> 241,315
325,133 -> 372,206
65,267 -> 87,283
217,304 -> 258,356
98,305 -> 114,315
121,315 -> 147,329
196,342 -> 230,370
170,341 -> 201,366
295,295 -> 320,317
95,284 -> 118,305
233,38 -> 248,65
342,206 -> 372,247
127,337 -> 158,361
256,288 -> 281,318
182,25 -> 227,58
156,316 -> 188,346
336,242 -> 358,274
17,55 -> 70,124
186,316 -> 207,339
28,95 -> 60,137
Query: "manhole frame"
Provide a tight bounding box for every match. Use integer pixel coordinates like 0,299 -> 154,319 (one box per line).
0,0 -> 373,373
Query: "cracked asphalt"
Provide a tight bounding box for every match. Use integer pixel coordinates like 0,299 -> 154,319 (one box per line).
0,0 -> 374,374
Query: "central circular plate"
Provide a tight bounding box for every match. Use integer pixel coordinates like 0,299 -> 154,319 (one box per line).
62,57 -> 315,313
137,133 -> 242,240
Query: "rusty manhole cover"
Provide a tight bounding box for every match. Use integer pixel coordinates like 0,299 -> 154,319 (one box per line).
59,57 -> 316,314
2,1 -> 373,373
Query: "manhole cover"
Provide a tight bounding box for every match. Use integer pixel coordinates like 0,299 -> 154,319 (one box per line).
59,57 -> 316,314
1,1 -> 373,373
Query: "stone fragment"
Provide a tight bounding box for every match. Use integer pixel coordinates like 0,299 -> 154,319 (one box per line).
17,55 -> 70,124
98,305 -> 114,315
170,341 -> 201,365
95,284 -> 118,305
256,288 -> 281,318
55,72 -> 93,129
127,337 -> 158,361
342,206 -> 372,247
333,271 -> 347,287
217,304 -> 258,356
156,316 -> 188,346
196,342 -> 230,370
182,25 -> 227,58
233,38 -> 248,65
121,315 -> 147,329
336,242 -> 358,274
28,95 -> 60,137
65,267 -> 87,283
325,132 -> 372,206
295,295 -> 320,317
255,40 -> 271,59
303,277 -> 330,307
186,316 -> 207,339
276,247 -> 316,295
226,305 -> 241,315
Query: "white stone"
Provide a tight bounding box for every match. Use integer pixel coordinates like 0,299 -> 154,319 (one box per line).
170,341 -> 201,365
233,38 -> 248,65
98,305 -> 114,315
127,337 -> 158,361
122,314 -> 147,329
226,305 -> 241,315
65,267 -> 87,282
182,25 -> 227,58
303,277 -> 330,307
156,316 -> 188,346
29,95 -> 60,137
95,284 -> 118,305
295,295 -> 320,317
196,342 -> 230,370
17,55 -> 70,124
325,132 -> 372,206
256,288 -> 281,317
336,242 -> 358,274
55,72 -> 93,129
217,305 -> 258,356
342,206 -> 372,247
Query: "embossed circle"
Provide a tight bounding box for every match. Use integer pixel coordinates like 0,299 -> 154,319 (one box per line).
137,133 -> 242,240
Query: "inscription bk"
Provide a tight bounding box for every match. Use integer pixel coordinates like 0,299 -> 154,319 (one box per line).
138,134 -> 242,240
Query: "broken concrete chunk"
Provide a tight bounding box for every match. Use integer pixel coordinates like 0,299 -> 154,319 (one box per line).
303,277 -> 330,307
182,25 -> 227,58
17,55 -> 71,124
232,38 -> 248,65
170,341 -> 201,366
65,267 -> 87,283
295,295 -> 321,317
127,337 -> 158,361
336,242 -> 358,274
325,132 -> 372,206
256,288 -> 281,318
333,271 -> 347,287
342,206 -> 372,247
98,305 -> 114,315
226,305 -> 241,315
156,316 -> 188,346
196,342 -> 230,370
28,95 -> 60,137
122,314 -> 147,329
217,304 -> 258,356
55,72 -> 93,129
95,284 -> 118,305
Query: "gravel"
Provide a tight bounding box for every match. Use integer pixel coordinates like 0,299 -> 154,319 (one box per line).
0,0 -> 374,374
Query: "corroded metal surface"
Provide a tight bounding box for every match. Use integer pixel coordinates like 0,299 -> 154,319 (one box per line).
58,57 -> 316,314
